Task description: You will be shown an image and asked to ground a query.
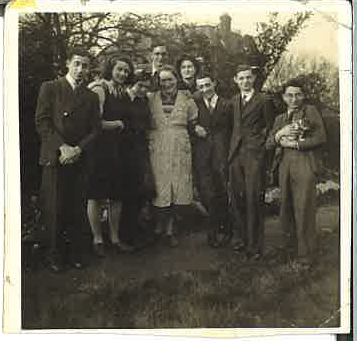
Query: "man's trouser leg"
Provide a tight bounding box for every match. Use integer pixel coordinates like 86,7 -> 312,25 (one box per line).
57,162 -> 88,260
228,154 -> 246,246
40,166 -> 60,255
241,151 -> 266,254
279,158 -> 297,255
290,155 -> 317,258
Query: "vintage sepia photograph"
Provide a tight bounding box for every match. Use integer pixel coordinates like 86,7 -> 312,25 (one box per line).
2,0 -> 352,334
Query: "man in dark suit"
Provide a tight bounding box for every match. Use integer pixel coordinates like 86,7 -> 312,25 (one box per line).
228,64 -> 275,259
193,73 -> 233,246
35,47 -> 100,271
266,79 -> 326,266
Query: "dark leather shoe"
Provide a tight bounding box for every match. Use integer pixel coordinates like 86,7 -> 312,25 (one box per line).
168,235 -> 179,247
207,231 -> 219,248
249,253 -> 262,261
46,254 -> 63,273
93,243 -> 106,258
113,241 -> 135,253
70,259 -> 86,269
297,256 -> 312,268
233,241 -> 245,252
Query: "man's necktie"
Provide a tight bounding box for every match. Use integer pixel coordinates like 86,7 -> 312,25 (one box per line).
152,71 -> 159,90
209,99 -> 214,114
287,109 -> 298,123
73,80 -> 82,93
114,85 -> 125,98
242,94 -> 248,107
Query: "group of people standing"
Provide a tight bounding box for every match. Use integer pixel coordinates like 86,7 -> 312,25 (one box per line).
34,42 -> 326,273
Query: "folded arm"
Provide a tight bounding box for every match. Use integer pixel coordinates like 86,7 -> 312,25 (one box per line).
297,105 -> 327,150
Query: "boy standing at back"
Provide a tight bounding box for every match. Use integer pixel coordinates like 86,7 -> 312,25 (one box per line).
266,79 -> 326,266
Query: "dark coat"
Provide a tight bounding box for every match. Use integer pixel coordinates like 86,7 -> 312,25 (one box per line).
228,92 -> 276,161
227,91 -> 276,253
193,93 -> 232,174
266,104 -> 327,176
35,77 -> 101,166
150,72 -> 160,92
192,93 -> 232,222
35,77 -> 100,253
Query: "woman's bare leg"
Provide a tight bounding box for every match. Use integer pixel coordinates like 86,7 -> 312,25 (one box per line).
87,199 -> 103,244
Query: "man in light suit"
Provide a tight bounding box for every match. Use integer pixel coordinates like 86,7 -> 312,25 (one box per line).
193,73 -> 233,246
266,79 -> 326,266
35,47 -> 100,271
228,64 -> 275,259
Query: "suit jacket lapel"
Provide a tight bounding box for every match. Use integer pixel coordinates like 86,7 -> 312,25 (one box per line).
59,77 -> 76,111
233,94 -> 242,125
211,97 -> 222,127
60,77 -> 88,112
241,92 -> 261,119
228,94 -> 242,160
72,85 -> 87,110
196,95 -> 210,127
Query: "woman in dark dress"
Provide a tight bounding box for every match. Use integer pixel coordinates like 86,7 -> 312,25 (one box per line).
119,70 -> 156,246
87,55 -> 134,256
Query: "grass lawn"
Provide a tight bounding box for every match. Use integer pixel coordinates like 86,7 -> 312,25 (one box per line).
22,204 -> 340,329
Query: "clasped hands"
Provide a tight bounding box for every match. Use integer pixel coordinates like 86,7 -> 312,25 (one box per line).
275,124 -> 300,149
195,125 -> 208,138
59,144 -> 82,165
113,120 -> 124,130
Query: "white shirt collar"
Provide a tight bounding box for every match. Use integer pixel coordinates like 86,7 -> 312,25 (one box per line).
241,89 -> 255,102
287,107 -> 301,118
127,87 -> 136,101
152,63 -> 159,76
203,94 -> 219,111
66,73 -> 79,90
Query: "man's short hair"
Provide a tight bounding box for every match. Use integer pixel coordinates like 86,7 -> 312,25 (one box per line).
132,68 -> 151,84
151,40 -> 167,51
66,46 -> 91,61
282,79 -> 305,94
196,71 -> 215,82
235,64 -> 253,76
158,64 -> 179,80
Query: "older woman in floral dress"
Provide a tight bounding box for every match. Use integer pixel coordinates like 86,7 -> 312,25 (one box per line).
148,65 -> 199,247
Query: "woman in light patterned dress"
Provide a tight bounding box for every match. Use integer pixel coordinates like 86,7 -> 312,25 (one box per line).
148,65 -> 199,247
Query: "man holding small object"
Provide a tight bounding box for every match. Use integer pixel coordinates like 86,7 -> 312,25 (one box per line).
266,79 -> 326,266
35,47 -> 100,271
